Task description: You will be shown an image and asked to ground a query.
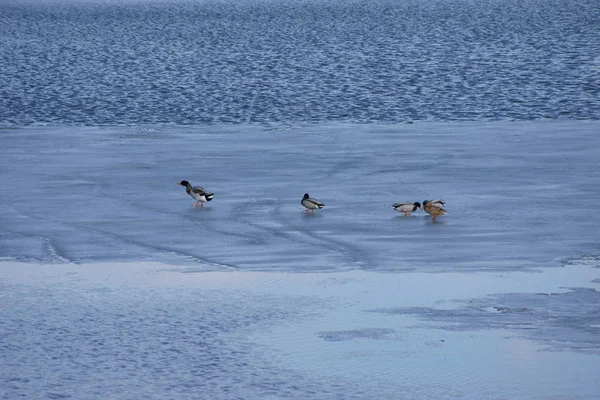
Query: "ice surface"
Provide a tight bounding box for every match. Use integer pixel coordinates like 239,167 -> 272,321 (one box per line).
373,288 -> 600,353
1,121 -> 599,272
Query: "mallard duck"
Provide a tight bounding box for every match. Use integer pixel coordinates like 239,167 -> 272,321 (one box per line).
301,193 -> 324,213
177,180 -> 214,207
423,200 -> 447,221
392,201 -> 422,216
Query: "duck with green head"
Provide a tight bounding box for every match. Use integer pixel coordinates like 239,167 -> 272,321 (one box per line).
392,201 -> 422,216
177,180 -> 214,207
301,193 -> 324,214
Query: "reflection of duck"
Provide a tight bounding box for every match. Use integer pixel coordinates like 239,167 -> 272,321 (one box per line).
177,180 -> 215,207
392,201 -> 422,216
301,193 -> 324,214
423,200 -> 447,221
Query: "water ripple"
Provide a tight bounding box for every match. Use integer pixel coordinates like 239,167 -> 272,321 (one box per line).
1,0 -> 599,127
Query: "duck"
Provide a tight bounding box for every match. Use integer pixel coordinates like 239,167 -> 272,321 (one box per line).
301,193 -> 324,214
423,200 -> 447,221
392,201 -> 422,216
177,180 -> 214,207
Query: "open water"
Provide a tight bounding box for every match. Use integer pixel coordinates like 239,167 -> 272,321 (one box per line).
1,0 -> 599,126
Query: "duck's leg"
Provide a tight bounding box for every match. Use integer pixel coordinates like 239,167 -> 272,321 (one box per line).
194,201 -> 199,207
432,215 -> 437,221
403,212 -> 409,216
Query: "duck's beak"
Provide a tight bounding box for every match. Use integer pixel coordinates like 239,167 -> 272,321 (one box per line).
176,182 -> 181,185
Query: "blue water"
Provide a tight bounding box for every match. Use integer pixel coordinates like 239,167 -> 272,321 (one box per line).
1,0 -> 599,126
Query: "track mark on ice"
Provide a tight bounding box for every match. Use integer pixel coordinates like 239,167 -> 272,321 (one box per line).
68,224 -> 240,270
43,237 -> 72,264
10,208 -> 238,270
228,199 -> 372,269
1,229 -> 73,264
91,185 -> 257,243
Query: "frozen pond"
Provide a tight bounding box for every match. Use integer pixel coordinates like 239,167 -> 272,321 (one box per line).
1,121 -> 600,399
1,121 -> 599,272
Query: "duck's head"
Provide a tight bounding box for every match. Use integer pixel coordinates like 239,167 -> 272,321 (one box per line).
414,201 -> 422,209
177,180 -> 190,187
303,193 -> 310,200
423,200 -> 429,206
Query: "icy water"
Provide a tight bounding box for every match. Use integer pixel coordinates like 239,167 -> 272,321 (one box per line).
1,0 -> 600,399
2,262 -> 600,400
1,0 -> 600,126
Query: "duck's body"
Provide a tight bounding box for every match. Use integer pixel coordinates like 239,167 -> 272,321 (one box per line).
301,193 -> 324,214
177,180 -> 214,207
423,200 -> 447,221
392,201 -> 422,216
